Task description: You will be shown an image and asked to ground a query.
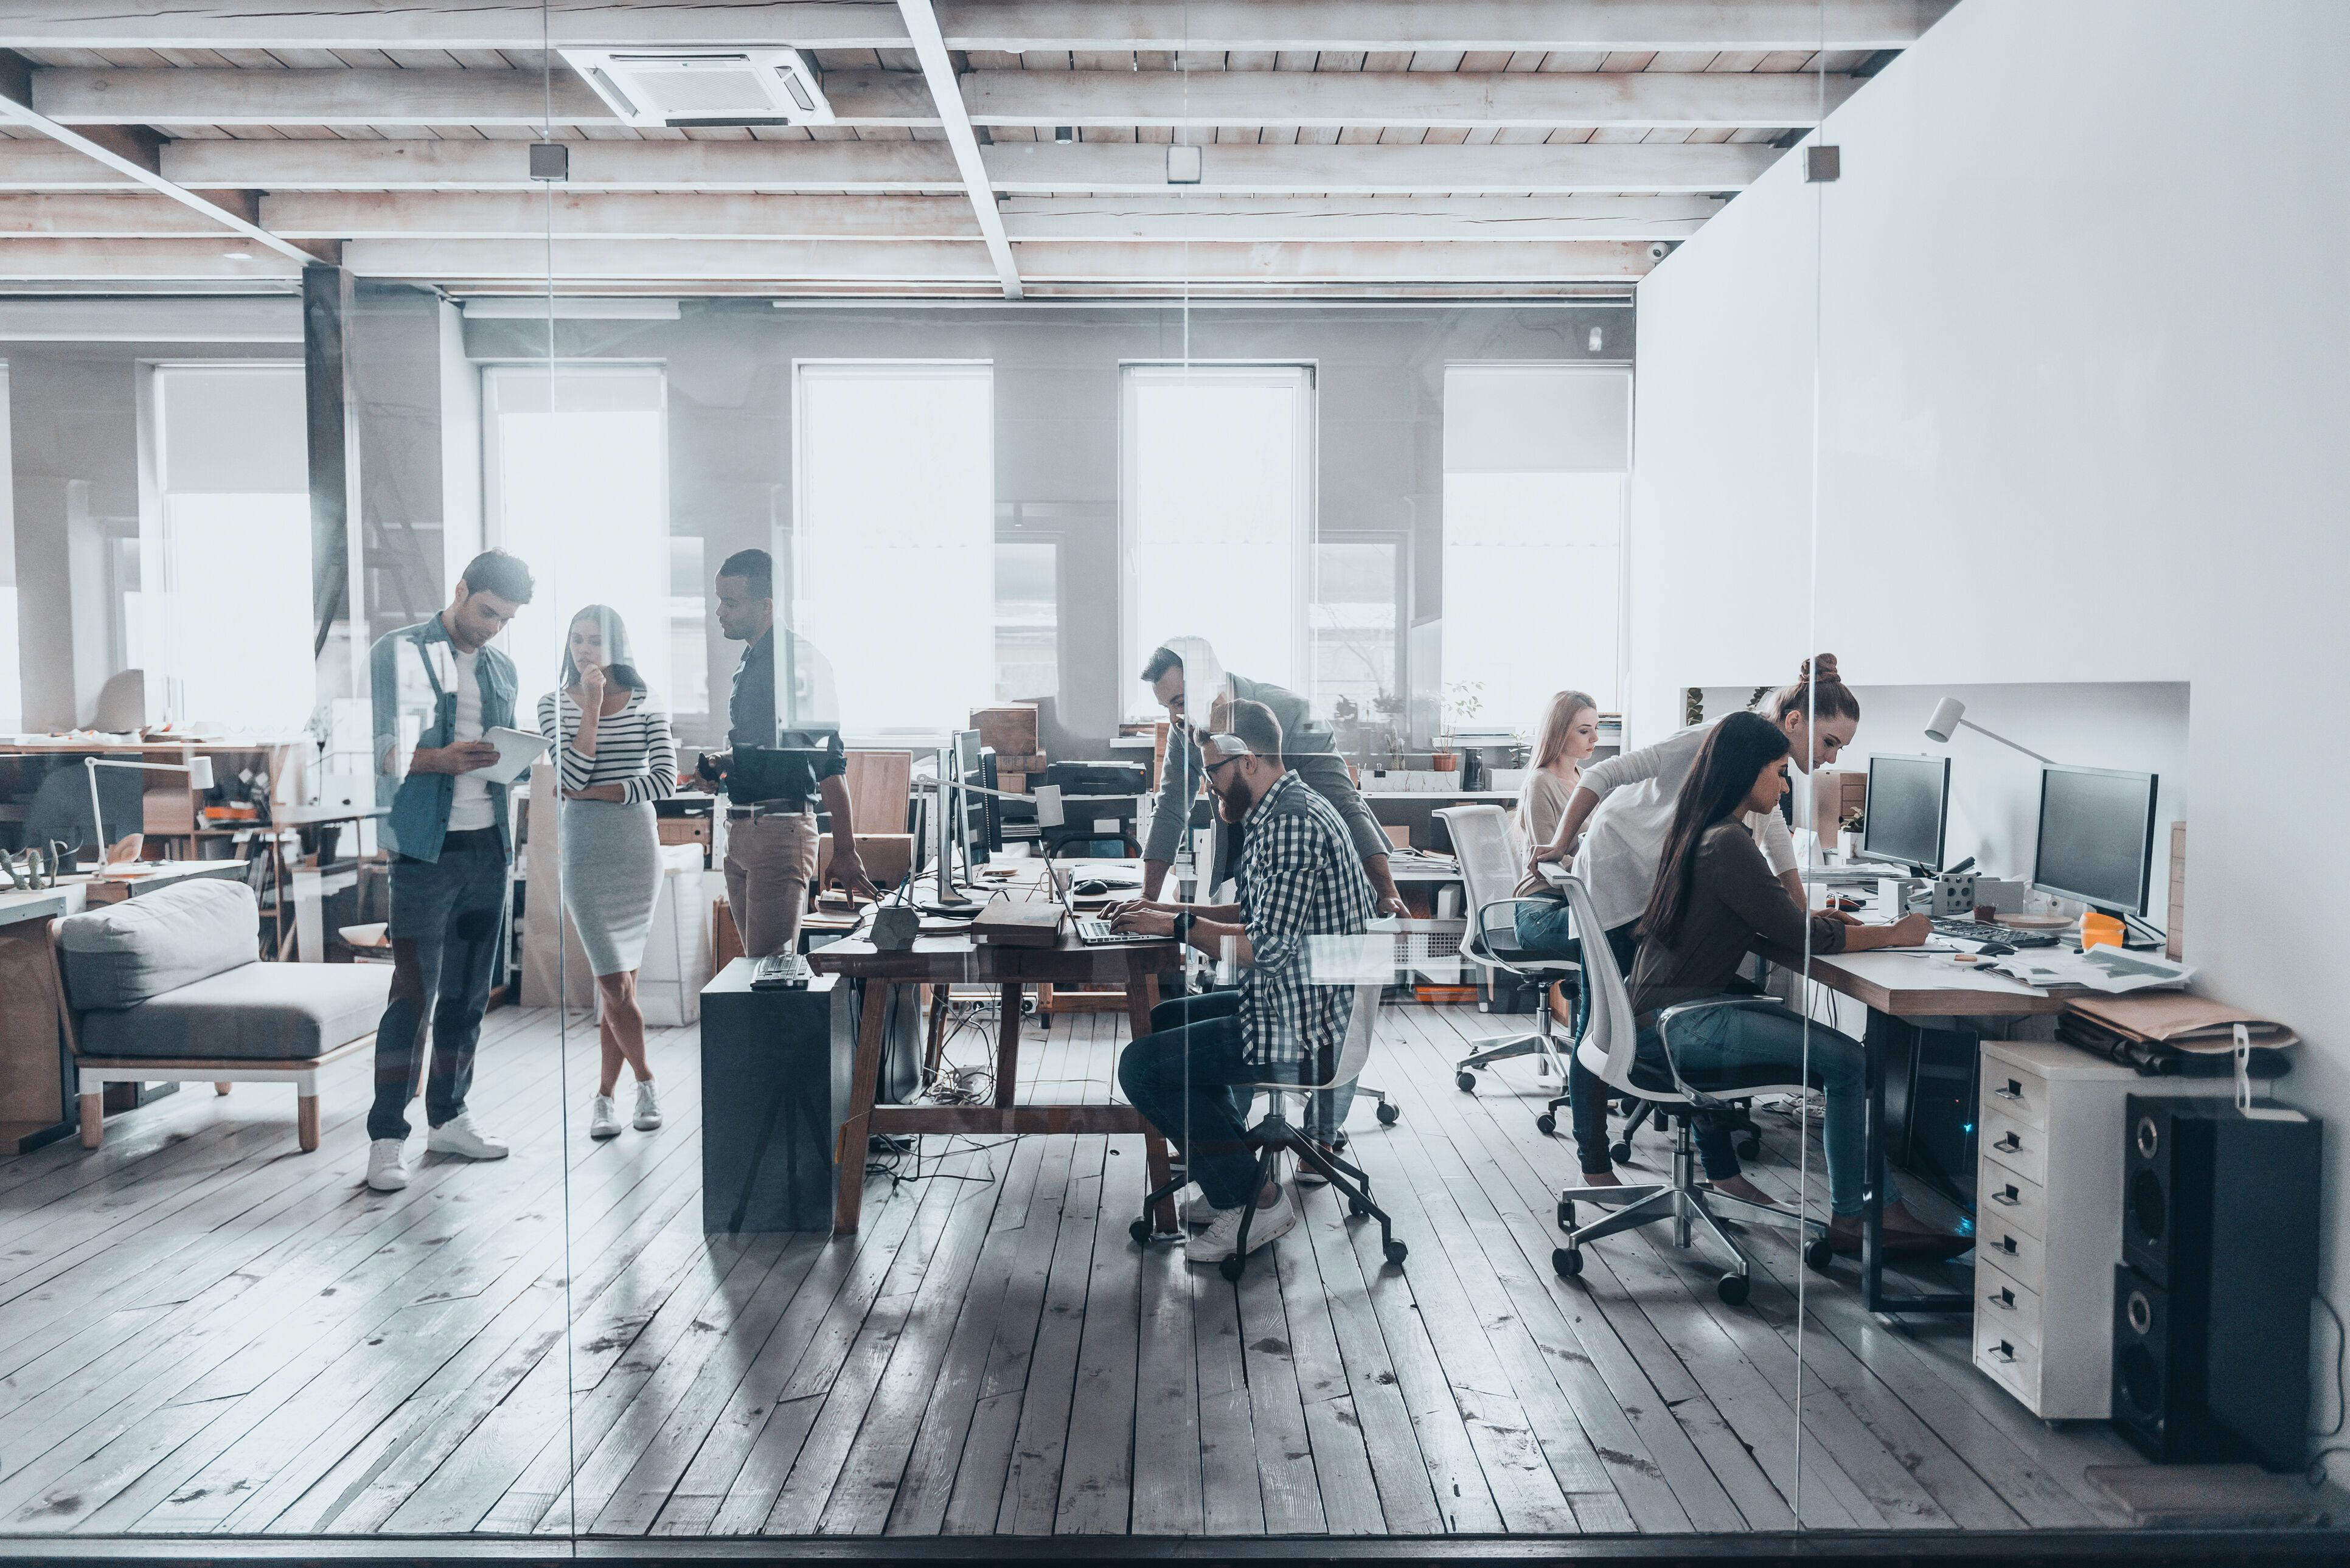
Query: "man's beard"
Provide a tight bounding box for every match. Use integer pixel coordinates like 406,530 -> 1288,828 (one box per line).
1214,774 -> 1251,823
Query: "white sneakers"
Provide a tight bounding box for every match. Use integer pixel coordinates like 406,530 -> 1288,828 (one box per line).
366,1112 -> 507,1191
1187,1187 -> 1298,1264
365,1139 -> 409,1192
587,1080 -> 660,1139
425,1111 -> 509,1161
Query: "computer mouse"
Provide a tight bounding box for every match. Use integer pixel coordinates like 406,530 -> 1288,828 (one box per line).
1072,878 -> 1110,897
1976,940 -> 2017,957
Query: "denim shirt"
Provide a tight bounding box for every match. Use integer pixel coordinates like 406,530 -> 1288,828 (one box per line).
370,614 -> 519,862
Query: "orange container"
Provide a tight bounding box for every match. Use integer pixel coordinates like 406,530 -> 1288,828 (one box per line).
2080,912 -> 2125,950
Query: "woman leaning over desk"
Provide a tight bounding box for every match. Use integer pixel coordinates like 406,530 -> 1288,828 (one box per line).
538,605 -> 677,1142
1599,711 -> 1966,1257
1536,653 -> 1862,1196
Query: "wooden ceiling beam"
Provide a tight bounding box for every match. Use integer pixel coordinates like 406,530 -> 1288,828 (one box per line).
249,189 -> 1715,242
0,236 -> 305,280
147,136 -> 1776,195
339,234 -> 1657,282
0,0 -> 1944,55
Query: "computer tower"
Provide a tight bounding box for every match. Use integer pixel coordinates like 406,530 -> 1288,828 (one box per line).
2113,1097 -> 2320,1469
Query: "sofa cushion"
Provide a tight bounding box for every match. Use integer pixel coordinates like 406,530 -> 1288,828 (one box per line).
77,962 -> 391,1063
58,879 -> 260,1010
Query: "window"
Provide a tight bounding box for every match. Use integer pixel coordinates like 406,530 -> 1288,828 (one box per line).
0,364 -> 15,736
1121,364 -> 1313,713
792,361 -> 994,737
146,363 -> 311,733
995,537 -> 1058,704
1309,535 -> 1403,728
1441,363 -> 1630,737
482,366 -> 672,705
667,536 -> 709,718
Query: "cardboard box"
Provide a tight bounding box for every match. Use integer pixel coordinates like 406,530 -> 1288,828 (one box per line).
816,831 -> 914,889
1813,768 -> 1868,835
993,751 -> 1047,774
968,705 -> 1038,756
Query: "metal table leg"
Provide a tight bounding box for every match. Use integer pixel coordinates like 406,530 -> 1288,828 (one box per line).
1861,1009 -> 1970,1315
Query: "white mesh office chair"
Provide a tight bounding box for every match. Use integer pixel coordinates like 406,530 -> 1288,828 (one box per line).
1436,805 -> 1580,1106
1132,978 -> 1407,1282
1548,872 -> 1829,1306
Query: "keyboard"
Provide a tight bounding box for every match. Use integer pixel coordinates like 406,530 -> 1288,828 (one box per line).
1074,917 -> 1151,945
1929,917 -> 2063,949
750,952 -> 815,989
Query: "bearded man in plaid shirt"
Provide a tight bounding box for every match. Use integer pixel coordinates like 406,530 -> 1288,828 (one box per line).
1111,698 -> 1377,1266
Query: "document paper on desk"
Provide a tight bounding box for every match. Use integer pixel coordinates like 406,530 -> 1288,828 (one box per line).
1981,946 -> 2194,995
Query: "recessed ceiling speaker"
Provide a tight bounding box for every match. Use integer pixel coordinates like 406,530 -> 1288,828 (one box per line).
559,47 -> 832,129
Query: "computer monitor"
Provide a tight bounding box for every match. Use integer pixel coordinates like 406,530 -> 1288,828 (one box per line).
2032,764 -> 2159,917
1858,754 -> 1950,875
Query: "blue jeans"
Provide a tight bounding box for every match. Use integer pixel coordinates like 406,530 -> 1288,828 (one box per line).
1141,988 -> 1357,1143
1637,1004 -> 1895,1218
1118,999 -> 1262,1210
369,830 -> 509,1142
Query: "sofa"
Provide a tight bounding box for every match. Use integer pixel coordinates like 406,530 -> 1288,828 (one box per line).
52,879 -> 392,1151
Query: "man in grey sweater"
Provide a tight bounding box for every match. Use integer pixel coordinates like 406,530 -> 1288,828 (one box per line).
1138,638 -> 1408,918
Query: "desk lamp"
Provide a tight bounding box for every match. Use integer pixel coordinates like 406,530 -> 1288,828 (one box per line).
1922,697 -> 2053,765
85,754 -> 214,864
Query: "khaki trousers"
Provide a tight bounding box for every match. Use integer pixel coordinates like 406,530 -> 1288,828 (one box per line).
723,809 -> 818,959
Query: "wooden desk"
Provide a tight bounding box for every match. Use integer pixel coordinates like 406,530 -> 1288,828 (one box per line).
1803,950 -> 2066,1314
808,912 -> 1184,1235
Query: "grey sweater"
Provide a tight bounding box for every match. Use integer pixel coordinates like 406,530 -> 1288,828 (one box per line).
1142,672 -> 1389,873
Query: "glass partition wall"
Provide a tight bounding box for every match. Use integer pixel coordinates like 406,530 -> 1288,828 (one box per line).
4,0 -> 2339,1553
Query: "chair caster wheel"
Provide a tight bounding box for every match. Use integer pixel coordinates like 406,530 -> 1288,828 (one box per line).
1553,1246 -> 1583,1278
1349,1195 -> 1370,1217
1608,1140 -> 1633,1164
1375,1102 -> 1399,1126
1717,1272 -> 1750,1306
1556,1199 -> 1576,1233
1129,1219 -> 1153,1246
1804,1237 -> 1835,1274
1535,1112 -> 1557,1137
1383,1240 -> 1408,1266
1218,1255 -> 1246,1282
1332,1130 -> 1350,1151
1737,1137 -> 1762,1161
1456,1071 -> 1477,1092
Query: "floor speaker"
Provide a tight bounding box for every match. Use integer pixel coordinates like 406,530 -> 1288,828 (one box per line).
2114,1097 -> 2320,1469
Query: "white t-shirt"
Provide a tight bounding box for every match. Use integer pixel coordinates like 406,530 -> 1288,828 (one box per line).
1570,721 -> 1799,934
445,646 -> 496,832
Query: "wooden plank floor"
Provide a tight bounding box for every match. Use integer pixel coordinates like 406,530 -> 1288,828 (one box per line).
0,998 -> 2171,1540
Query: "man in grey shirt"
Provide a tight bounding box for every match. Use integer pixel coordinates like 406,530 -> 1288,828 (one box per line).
1138,638 -> 1407,918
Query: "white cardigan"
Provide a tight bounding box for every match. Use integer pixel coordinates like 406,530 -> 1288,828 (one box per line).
1570,721 -> 1800,934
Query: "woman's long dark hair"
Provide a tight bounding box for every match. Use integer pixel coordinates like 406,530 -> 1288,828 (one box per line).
560,603 -> 646,695
1638,711 -> 1792,948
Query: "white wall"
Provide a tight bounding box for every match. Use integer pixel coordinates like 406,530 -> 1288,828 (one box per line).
1632,0 -> 2350,1447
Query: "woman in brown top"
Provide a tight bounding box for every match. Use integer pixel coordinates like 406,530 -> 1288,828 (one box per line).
1628,712 -> 1960,1254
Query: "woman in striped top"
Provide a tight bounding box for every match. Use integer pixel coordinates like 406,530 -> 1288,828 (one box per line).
538,605 -> 677,1140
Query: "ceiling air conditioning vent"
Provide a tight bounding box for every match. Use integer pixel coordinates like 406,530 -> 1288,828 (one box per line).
559,47 -> 832,128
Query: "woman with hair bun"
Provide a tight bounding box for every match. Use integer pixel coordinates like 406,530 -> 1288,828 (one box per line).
1531,653 -> 1863,1195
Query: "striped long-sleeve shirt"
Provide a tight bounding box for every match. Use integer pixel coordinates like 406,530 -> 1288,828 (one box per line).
537,687 -> 678,806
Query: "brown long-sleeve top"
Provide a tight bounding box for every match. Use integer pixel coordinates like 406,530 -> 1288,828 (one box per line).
1628,820 -> 1848,1019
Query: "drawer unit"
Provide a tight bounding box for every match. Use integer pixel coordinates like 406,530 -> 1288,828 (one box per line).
1978,1165 -> 2048,1243
1976,1211 -> 2046,1292
1980,1060 -> 2050,1129
1970,1039 -> 2213,1421
1978,1103 -> 2048,1187
1976,1256 -> 2043,1348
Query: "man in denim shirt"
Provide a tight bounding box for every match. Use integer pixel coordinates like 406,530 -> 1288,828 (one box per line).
363,549 -> 534,1193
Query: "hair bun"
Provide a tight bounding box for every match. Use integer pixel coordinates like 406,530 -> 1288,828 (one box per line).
1803,652 -> 1840,684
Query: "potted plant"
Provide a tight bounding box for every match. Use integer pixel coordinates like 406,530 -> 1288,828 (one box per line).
1433,681 -> 1484,772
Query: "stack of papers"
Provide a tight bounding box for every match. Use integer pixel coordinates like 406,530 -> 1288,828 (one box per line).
1980,945 -> 2193,995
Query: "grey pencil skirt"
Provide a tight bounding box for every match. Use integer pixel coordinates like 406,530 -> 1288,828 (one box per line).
559,798 -> 660,977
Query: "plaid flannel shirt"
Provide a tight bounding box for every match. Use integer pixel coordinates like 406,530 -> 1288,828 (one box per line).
1234,771 -> 1378,1078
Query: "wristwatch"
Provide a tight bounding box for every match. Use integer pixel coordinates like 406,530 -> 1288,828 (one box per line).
1172,911 -> 1197,947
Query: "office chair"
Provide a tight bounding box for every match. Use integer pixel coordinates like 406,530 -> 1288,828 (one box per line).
1132,979 -> 1407,1282
1434,805 -> 1580,1104
1546,873 -> 1827,1306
